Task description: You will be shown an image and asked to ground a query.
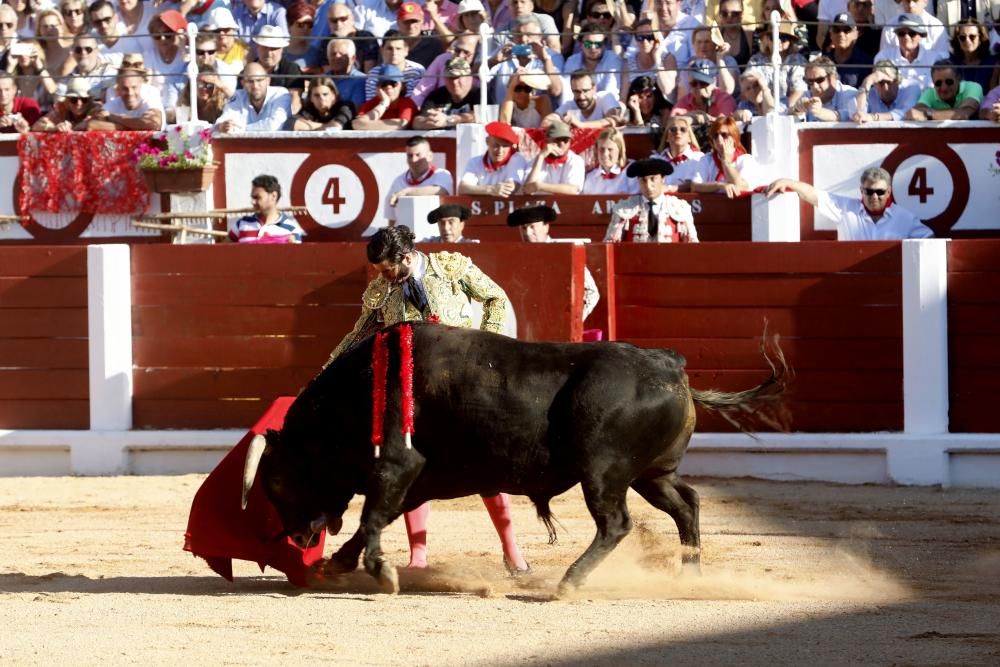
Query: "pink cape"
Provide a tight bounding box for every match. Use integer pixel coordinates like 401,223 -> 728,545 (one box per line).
183,397 -> 326,587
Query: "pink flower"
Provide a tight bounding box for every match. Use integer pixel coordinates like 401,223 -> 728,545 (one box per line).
184,151 -> 193,159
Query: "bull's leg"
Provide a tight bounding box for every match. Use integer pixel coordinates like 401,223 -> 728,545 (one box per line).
631,471 -> 702,573
321,527 -> 365,575
558,486 -> 632,596
359,459 -> 424,594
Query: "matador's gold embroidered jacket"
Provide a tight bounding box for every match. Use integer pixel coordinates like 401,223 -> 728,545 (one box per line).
327,251 -> 509,362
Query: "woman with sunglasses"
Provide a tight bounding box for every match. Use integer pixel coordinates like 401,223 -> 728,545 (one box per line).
714,0 -> 752,65
32,77 -> 102,131
34,9 -> 74,77
624,75 -> 671,128
656,114 -> 703,188
950,18 -> 997,93
285,2 -> 325,73
498,70 -> 552,127
688,115 -> 765,198
621,19 -> 668,94
58,0 -> 86,36
178,66 -> 230,124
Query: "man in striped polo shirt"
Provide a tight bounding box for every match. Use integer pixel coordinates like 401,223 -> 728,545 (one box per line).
228,174 -> 306,243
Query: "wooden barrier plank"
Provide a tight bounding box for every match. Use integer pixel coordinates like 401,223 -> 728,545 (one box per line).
614,241 -> 901,275
947,239 -> 1000,272
133,304 -> 362,337
0,339 -> 89,368
0,370 -> 89,399
0,400 -> 88,429
133,337 -> 337,369
949,403 -> 996,433
0,247 -> 87,277
0,308 -> 88,337
133,399 -> 276,430
615,274 -> 902,307
616,306 -> 902,339
133,367 -> 318,399
950,337 -> 1000,368
0,276 -> 89,308
131,274 -> 367,307
947,273 -> 1000,304
687,369 -> 901,402
131,243 -> 370,276
949,305 -> 1000,335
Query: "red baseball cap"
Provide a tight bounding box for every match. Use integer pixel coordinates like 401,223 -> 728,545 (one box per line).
485,121 -> 518,145
153,9 -> 188,32
397,1 -> 423,22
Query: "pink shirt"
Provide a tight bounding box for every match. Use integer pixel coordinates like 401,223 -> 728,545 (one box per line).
670,91 -> 737,118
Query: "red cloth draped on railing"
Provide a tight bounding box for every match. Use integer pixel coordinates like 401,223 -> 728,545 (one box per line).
17,131 -> 154,214
519,126 -> 604,168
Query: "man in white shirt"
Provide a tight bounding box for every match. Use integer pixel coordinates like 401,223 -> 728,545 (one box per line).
352,0 -> 405,38
547,70 -> 623,130
146,9 -> 189,109
79,68 -> 163,130
364,30 -> 426,102
792,56 -> 859,121
523,120 -> 585,195
384,136 -> 454,224
652,0 -> 700,68
489,14 -> 564,105
89,0 -> 146,66
561,24 -> 622,104
766,167 -> 934,240
215,62 -> 292,132
878,0 -> 948,55
459,121 -> 531,197
873,13 -> 945,88
852,59 -> 922,122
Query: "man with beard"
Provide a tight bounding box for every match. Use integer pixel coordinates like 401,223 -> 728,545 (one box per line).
560,23 -> 622,103
79,68 -> 163,130
215,62 -> 292,132
458,120 -> 530,197
412,57 -> 479,130
228,173 -> 305,243
384,136 -> 454,224
669,58 -> 736,123
547,70 -> 622,130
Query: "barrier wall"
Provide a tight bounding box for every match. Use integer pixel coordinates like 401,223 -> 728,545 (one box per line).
0,247 -> 89,429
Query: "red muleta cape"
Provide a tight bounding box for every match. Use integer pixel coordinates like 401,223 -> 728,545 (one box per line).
183,397 -> 326,587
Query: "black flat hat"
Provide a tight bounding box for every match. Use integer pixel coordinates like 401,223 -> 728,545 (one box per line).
626,158 -> 674,178
506,205 -> 558,227
427,204 -> 471,223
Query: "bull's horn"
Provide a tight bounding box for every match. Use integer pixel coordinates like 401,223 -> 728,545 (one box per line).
241,434 -> 267,510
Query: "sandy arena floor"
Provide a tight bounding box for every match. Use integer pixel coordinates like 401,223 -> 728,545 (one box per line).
1,475 -> 999,666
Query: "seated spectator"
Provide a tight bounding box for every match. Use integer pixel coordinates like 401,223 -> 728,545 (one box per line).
823,12 -> 874,89
735,68 -> 781,121
766,167 -> 933,240
546,70 -> 623,129
177,67 -> 230,124
423,204 -> 474,243
622,19 -> 668,93
364,30 -> 426,103
458,120 -> 531,197
847,0 -> 882,56
951,18 -> 997,93
523,120 -> 585,195
32,77 -> 102,131
324,38 -> 367,109
655,0 -> 701,93
583,127 -> 639,195
656,114 -> 705,188
675,26 -> 739,101
605,158 -> 698,243
35,9 -> 74,78
489,14 -> 563,105
58,0 -> 87,37
146,10 -> 189,109
412,57 -> 480,130
670,59 -> 737,124
88,0 -> 144,66
878,0 -> 948,56
792,56 -> 858,121
499,71 -> 552,128
980,83 -> 1000,121
874,14 -> 944,88
561,23 -> 622,104
494,0 -> 561,54
395,2 -> 444,67
411,32 -> 481,107
747,22 -> 808,109
905,59 -> 983,120
228,174 -> 305,244
852,59 -> 921,121
192,34 -> 239,99
384,136 -> 454,224
759,0 -> 810,49
285,2 -> 325,72
215,62 -> 293,133
689,115 -> 767,197
59,33 -> 117,101
352,65 -> 419,130
579,0 -> 633,55
0,72 -> 42,133
79,68 -> 163,130
624,75 -> 670,129
291,76 -> 356,131
205,8 -> 251,70
251,26 -> 306,115
321,1 -> 378,73
714,0 -> 753,66
507,205 -> 600,321
8,41 -> 58,111
233,0 -> 289,40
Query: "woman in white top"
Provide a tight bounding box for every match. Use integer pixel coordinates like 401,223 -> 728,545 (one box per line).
498,70 -> 552,128
622,19 -> 669,95
657,114 -> 704,188
689,115 -> 766,198
583,127 -> 640,195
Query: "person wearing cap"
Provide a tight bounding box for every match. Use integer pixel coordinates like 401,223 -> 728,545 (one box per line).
878,0 -> 947,56
395,1 -> 444,67
873,14 -> 945,88
669,58 -> 737,123
489,14 -> 563,106
0,72 -> 41,133
352,63 -> 419,130
146,10 -> 189,110
215,62 -> 293,132
675,26 -> 739,101
905,59 -> 983,120
458,120 -> 531,196
426,0 -> 495,55
33,77 -> 103,131
546,69 -> 623,130
324,38 -> 367,108
410,31 -> 481,107
78,67 -> 163,130
746,21 -> 808,109
791,56 -> 859,121
228,174 -> 306,243
352,0 -> 409,39
364,30 -> 426,102
507,204 -> 600,320
605,159 -> 698,243
412,56 -> 480,130
57,33 -> 117,102
852,59 -> 921,121
560,23 -> 623,106
523,120 -> 586,195
423,204 -> 474,242
766,167 -> 933,241
204,7 -> 251,69
499,68 -> 552,128
325,225 -> 530,576
583,126 -> 639,195
233,0 -> 289,41
822,12 -> 874,89
384,135 -> 454,223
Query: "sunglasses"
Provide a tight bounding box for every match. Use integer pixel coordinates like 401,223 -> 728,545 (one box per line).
73,45 -> 94,54
635,33 -> 656,42
778,34 -> 795,42
62,8 -> 83,16
514,84 -> 532,92
957,34 -> 978,42
719,9 -> 742,17
667,126 -> 688,133
122,60 -> 143,67
582,39 -> 605,48
550,137 -> 571,143
589,11 -> 613,19
67,96 -> 90,103
196,49 -> 217,55
198,82 -> 216,92
295,19 -> 314,28
804,75 -> 827,85
863,187 -> 888,196
92,15 -> 114,25
451,46 -> 473,56
152,33 -> 172,40
329,15 -> 351,23
895,29 -> 920,37
933,78 -> 955,87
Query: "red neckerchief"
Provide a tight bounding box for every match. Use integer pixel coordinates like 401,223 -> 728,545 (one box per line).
712,144 -> 747,181
405,164 -> 436,186
544,152 -> 570,166
863,193 -> 895,220
599,166 -> 621,180
666,150 -> 688,165
482,149 -> 516,173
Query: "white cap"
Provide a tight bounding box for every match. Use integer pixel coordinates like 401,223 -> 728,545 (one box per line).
205,7 -> 238,31
253,24 -> 291,49
457,0 -> 486,14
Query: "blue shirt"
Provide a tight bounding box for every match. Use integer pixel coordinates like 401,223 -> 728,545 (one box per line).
333,70 -> 367,108
232,1 -> 288,38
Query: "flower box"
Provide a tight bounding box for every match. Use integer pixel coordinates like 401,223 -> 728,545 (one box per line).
141,163 -> 218,194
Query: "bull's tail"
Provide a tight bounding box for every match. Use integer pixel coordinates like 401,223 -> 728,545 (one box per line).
690,332 -> 792,435
532,497 -> 562,545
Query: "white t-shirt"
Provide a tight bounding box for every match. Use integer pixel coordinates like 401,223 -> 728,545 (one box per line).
689,152 -> 767,189
383,167 -> 454,221
104,87 -> 165,128
879,13 -> 949,56
555,91 -> 622,124
215,86 -> 292,131
655,147 -> 706,186
460,151 -> 532,188
816,190 -> 934,241
534,151 -> 585,192
583,163 -> 640,195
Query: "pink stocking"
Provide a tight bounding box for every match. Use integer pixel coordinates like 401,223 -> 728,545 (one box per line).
482,493 -> 527,571
404,502 -> 430,568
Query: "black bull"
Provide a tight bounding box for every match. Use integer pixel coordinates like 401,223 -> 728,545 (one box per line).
242,322 -> 788,594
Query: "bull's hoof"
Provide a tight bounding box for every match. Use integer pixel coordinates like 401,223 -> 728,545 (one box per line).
376,562 -> 399,594
321,555 -> 359,577
681,558 -> 702,577
554,580 -> 578,599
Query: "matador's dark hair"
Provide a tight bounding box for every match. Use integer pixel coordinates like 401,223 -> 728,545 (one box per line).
367,226 -> 415,264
